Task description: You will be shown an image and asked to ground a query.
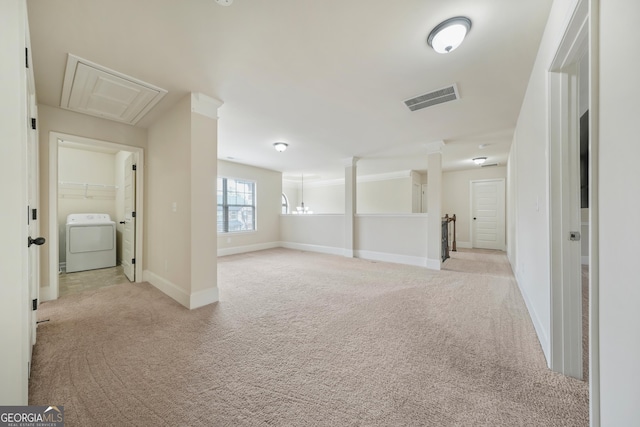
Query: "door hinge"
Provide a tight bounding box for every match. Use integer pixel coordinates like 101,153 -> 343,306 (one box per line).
132,258 -> 136,265
31,118 -> 37,130
132,164 -> 137,171
132,211 -> 136,218
25,47 -> 29,68
32,299 -> 37,311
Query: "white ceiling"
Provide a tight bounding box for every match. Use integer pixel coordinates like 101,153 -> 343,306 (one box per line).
26,0 -> 552,181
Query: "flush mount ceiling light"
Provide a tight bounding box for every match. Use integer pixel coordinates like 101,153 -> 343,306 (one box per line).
427,17 -> 472,54
273,142 -> 288,152
473,157 -> 487,165
215,0 -> 233,6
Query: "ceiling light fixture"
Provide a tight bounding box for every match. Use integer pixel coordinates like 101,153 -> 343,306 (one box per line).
427,17 -> 472,54
273,142 -> 288,152
472,157 -> 487,165
215,0 -> 233,6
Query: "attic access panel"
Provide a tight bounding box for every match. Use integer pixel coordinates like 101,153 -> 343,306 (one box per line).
60,54 -> 167,125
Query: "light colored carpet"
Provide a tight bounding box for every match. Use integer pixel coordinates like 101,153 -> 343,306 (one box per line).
30,248 -> 588,426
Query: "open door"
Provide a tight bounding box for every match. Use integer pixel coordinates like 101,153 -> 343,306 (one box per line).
121,154 -> 136,282
26,24 -> 43,374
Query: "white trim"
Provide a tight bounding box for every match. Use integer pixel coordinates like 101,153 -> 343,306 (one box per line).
582,256 -> 589,266
218,241 -> 280,257
48,132 -> 145,301
143,270 -> 189,308
191,92 -> 223,119
189,287 -> 219,310
515,270 -> 551,363
355,250 -> 427,268
282,170 -> 413,188
548,0 -> 589,381
425,140 -> 445,154
279,242 -> 345,257
426,258 -> 442,270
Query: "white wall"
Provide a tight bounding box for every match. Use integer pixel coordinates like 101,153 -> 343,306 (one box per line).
304,182 -> 344,214
358,176 -> 412,213
355,214 -> 428,267
599,0 -> 640,423
442,166 -> 507,248
57,147 -> 116,263
217,160 -> 282,255
145,93 -> 219,309
280,214 -> 345,255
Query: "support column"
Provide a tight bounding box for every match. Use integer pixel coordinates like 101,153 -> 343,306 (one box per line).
426,141 -> 444,270
344,157 -> 358,257
190,93 -> 223,308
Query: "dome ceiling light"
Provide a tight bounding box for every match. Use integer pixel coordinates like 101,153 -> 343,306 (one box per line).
427,17 -> 472,54
273,142 -> 288,152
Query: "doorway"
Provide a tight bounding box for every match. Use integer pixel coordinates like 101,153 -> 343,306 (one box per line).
470,179 -> 505,250
48,132 -> 144,300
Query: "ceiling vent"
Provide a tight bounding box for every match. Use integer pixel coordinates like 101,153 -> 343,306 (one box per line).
481,163 -> 499,168
60,54 -> 167,125
404,83 -> 459,112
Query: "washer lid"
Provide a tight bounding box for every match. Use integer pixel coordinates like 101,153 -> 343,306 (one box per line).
67,213 -> 112,224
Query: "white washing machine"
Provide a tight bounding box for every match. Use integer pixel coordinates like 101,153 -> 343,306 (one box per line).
66,213 -> 116,273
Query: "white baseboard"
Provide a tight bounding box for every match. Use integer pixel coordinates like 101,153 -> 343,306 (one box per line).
581,256 -> 589,265
354,250 -> 427,268
58,262 -> 66,273
426,258 -> 442,270
143,270 -> 190,309
189,287 -> 219,309
279,242 -> 345,257
514,269 -> 550,365
218,241 -> 280,257
143,270 -> 218,310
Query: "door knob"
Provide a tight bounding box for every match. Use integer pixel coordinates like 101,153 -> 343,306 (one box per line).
28,236 -> 46,247
119,221 -> 126,224
473,217 -> 477,220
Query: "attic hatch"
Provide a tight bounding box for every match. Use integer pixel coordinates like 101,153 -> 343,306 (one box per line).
404,83 -> 459,112
60,54 -> 167,125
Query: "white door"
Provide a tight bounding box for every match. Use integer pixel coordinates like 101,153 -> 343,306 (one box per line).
121,154 -> 136,282
421,184 -> 428,213
26,37 -> 42,373
471,179 -> 505,250
412,183 -> 421,213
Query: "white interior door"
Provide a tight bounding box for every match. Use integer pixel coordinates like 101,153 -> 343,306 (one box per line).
122,154 -> 136,282
421,184 -> 428,213
471,179 -> 505,250
26,40 -> 41,373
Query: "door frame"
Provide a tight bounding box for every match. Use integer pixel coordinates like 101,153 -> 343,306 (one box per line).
548,0 -> 600,423
469,178 -> 506,251
46,132 -> 145,300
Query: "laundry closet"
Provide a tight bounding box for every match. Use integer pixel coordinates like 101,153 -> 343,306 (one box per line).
57,142 -> 135,292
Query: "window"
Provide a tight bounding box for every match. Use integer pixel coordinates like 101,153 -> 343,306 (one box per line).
282,193 -> 289,214
217,177 -> 256,233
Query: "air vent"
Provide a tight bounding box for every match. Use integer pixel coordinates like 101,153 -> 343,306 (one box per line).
404,83 -> 459,112
60,54 -> 167,125
481,163 -> 499,168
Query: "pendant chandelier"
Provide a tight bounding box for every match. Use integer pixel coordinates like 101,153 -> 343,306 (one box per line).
294,174 -> 313,214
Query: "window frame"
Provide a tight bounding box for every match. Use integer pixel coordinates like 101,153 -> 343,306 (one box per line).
217,176 -> 257,233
